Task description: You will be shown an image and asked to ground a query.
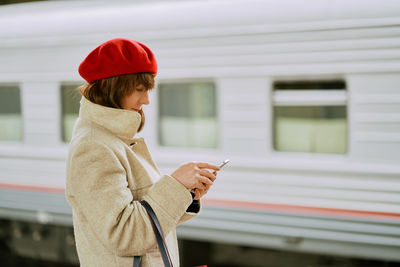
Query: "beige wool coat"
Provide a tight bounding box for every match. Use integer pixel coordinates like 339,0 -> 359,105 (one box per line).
66,96 -> 199,267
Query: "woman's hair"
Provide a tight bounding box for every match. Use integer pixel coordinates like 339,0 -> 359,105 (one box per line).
78,73 -> 155,132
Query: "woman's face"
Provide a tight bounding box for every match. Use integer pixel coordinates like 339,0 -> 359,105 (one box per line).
121,84 -> 150,112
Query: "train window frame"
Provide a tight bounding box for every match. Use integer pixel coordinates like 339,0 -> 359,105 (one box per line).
272,79 -> 348,155
0,83 -> 23,142
156,79 -> 219,150
60,82 -> 82,143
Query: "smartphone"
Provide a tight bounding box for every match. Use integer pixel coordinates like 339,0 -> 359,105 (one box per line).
219,159 -> 230,169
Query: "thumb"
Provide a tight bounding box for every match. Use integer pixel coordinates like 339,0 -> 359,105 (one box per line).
193,188 -> 201,200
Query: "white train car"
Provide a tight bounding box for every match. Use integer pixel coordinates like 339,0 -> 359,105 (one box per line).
0,0 -> 399,265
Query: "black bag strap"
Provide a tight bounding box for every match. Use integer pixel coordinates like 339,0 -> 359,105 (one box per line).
133,200 -> 173,267
133,256 -> 141,267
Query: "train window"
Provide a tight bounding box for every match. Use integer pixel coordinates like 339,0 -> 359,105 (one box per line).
158,82 -> 217,148
61,84 -> 81,143
0,85 -> 22,141
272,80 -> 347,154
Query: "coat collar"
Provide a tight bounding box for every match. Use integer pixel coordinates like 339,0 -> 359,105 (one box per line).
79,96 -> 141,142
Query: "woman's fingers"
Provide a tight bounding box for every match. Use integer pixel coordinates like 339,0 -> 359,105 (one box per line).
189,162 -> 218,198
197,162 -> 220,171
193,187 -> 209,200
193,188 -> 201,200
198,169 -> 217,181
195,163 -> 218,189
171,161 -> 219,191
194,175 -> 212,190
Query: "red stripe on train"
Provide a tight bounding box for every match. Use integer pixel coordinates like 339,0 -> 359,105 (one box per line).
1,182 -> 399,220
202,199 -> 400,220
0,183 -> 65,194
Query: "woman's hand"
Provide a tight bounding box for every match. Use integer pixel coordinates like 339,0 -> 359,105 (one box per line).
192,171 -> 217,200
170,162 -> 219,192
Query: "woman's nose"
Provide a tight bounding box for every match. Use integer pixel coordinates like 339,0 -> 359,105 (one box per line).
141,91 -> 150,105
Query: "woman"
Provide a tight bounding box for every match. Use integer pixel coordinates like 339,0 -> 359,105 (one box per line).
65,38 -> 219,267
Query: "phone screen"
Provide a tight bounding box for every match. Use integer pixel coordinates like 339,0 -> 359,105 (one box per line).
219,159 -> 230,169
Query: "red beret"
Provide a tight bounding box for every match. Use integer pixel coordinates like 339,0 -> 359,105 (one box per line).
78,38 -> 157,83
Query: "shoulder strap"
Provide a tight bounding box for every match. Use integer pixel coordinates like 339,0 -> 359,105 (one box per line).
133,256 -> 141,267
133,200 -> 173,267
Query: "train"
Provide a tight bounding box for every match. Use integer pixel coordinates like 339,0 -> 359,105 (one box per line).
0,0 -> 399,265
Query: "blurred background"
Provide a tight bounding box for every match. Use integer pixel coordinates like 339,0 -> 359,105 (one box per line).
0,0 -> 399,266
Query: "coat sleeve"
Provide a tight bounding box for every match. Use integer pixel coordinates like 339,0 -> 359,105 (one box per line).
177,197 -> 201,225
66,140 -> 193,257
